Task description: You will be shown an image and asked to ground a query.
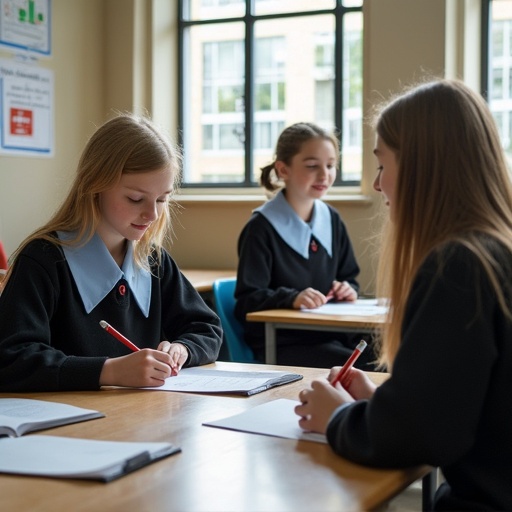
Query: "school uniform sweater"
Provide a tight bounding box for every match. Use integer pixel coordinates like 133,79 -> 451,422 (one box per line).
0,238 -> 222,392
234,202 -> 360,351
327,239 -> 512,511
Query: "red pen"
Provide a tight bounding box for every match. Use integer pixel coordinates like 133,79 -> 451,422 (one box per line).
331,340 -> 367,387
325,282 -> 336,303
99,320 -> 140,352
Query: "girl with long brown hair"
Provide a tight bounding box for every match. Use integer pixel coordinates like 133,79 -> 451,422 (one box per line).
0,113 -> 222,391
295,80 -> 512,510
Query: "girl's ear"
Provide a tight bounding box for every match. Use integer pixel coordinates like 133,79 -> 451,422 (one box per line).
274,160 -> 289,181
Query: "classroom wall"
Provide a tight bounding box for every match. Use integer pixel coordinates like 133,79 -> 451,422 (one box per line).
0,0 -> 105,257
0,0 -> 455,295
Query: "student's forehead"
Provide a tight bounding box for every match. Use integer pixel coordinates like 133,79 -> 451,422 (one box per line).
298,138 -> 336,157
121,168 -> 174,191
373,135 -> 388,155
373,135 -> 381,152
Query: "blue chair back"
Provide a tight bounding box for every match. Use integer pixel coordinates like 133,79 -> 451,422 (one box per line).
212,278 -> 258,363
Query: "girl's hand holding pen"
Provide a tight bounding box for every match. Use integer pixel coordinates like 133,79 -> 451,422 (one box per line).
157,341 -> 189,376
99,350 -> 175,387
293,282 -> 357,309
292,287 -> 328,309
295,379 -> 353,434
328,367 -> 377,400
295,368 -> 378,434
325,280 -> 357,303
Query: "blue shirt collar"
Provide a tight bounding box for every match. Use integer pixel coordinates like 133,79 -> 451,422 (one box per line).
254,189 -> 332,259
58,232 -> 151,317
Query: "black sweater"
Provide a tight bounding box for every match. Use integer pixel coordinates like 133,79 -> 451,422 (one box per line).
235,206 -> 360,349
0,239 -> 222,391
327,240 -> 512,510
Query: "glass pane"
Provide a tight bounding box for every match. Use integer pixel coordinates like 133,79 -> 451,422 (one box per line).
255,0 -> 334,16
252,15 -> 336,182
342,12 -> 363,182
182,23 -> 245,184
508,111 -> 512,151
493,20 -> 504,57
184,0 -> 245,21
342,0 -> 363,7
489,1 -> 512,167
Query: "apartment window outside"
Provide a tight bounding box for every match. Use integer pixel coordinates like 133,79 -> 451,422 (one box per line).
178,0 -> 363,188
484,0 -> 512,162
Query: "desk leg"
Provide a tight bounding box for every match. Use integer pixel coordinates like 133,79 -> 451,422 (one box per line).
422,469 -> 437,511
265,323 -> 276,364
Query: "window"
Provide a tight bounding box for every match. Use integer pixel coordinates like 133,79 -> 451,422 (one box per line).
178,0 -> 363,187
483,0 -> 512,162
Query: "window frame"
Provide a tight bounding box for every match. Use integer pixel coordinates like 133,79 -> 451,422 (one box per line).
481,0 -> 491,98
177,0 -> 363,189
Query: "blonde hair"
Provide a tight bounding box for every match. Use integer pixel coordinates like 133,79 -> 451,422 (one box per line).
260,122 -> 340,192
375,79 -> 512,369
5,113 -> 182,281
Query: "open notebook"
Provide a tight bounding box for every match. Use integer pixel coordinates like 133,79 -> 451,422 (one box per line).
0,398 -> 180,481
0,398 -> 104,438
144,368 -> 303,396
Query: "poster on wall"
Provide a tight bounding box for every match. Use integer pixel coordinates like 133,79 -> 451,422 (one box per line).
0,0 -> 51,56
0,59 -> 53,156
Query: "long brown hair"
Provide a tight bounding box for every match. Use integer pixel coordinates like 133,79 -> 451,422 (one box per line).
375,79 -> 512,369
4,113 -> 182,282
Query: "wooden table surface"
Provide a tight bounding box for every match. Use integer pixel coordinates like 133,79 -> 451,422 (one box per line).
181,269 -> 236,292
246,309 -> 386,364
246,308 -> 386,329
0,362 -> 429,512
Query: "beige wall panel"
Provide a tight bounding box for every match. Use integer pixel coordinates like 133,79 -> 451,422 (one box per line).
0,0 -> 104,256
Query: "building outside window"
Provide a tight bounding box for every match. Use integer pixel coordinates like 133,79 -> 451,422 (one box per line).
178,0 -> 363,187
485,0 -> 512,165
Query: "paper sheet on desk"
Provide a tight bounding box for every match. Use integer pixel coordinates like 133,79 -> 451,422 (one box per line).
143,368 -> 302,395
203,398 -> 327,443
302,299 -> 388,316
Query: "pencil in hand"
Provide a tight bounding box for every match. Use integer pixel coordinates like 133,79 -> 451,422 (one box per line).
99,320 -> 140,352
331,340 -> 367,388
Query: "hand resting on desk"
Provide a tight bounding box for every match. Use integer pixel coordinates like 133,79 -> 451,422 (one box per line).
158,341 -> 189,376
325,280 -> 358,303
292,280 -> 357,310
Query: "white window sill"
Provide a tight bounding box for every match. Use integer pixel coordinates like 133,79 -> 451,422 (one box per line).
174,187 -> 373,206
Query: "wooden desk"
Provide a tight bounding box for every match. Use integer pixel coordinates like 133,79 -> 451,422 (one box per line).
181,269 -> 236,292
246,309 -> 386,364
0,362 -> 429,512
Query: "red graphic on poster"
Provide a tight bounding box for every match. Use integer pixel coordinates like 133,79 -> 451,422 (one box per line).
10,108 -> 33,136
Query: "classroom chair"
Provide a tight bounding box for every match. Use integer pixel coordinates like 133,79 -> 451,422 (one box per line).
212,278 -> 259,363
